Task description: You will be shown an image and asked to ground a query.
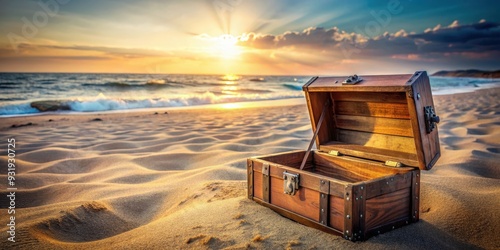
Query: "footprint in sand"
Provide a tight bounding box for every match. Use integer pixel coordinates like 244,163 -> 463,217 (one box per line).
33,201 -> 136,242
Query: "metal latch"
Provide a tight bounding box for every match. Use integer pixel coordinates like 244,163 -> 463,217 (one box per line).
328,150 -> 342,156
385,160 -> 403,168
424,106 -> 440,133
342,74 -> 363,85
283,171 -> 299,196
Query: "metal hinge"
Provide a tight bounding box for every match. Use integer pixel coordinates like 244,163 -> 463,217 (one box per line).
385,160 -> 403,168
328,150 -> 343,156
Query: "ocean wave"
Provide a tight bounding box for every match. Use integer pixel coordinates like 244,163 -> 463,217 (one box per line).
249,77 -> 265,82
238,88 -> 273,94
81,80 -> 171,88
0,92 -> 303,115
0,85 -> 20,89
0,81 -> 24,87
105,81 -> 135,87
0,97 -> 26,101
0,81 -> 24,85
38,80 -> 57,85
283,83 -> 303,91
197,88 -> 273,95
65,92 -> 303,112
146,79 -> 166,85
0,103 -> 39,116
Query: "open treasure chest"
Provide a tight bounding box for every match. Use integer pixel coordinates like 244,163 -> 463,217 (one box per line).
247,71 -> 440,241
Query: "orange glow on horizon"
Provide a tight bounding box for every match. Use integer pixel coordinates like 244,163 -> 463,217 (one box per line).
220,103 -> 242,109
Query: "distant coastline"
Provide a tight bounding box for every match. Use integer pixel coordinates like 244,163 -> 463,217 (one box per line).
432,69 -> 500,78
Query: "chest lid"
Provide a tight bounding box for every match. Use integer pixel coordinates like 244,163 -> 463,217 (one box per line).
303,71 -> 440,170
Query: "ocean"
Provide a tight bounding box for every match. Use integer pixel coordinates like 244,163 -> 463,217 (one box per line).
1,73 -> 499,116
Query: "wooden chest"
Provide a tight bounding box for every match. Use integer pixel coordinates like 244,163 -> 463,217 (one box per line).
247,71 -> 440,241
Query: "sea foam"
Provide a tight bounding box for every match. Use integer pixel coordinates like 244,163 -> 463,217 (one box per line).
1,91 -> 304,115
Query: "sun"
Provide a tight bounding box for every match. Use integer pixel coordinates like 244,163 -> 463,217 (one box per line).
219,34 -> 237,46
213,34 -> 242,59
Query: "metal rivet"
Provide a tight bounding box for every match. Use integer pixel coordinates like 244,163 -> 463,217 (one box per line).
413,216 -> 416,219
321,180 -> 325,184
356,197 -> 358,201
416,196 -> 419,200
406,221 -> 409,224
360,186 -> 364,190
377,231 -> 380,234
386,181 -> 389,185
347,215 -> 350,219
359,230 -> 362,234
416,174 -> 419,177
346,197 -> 350,201
416,182 -> 418,185
360,196 -> 363,199
354,233 -> 357,236
321,209 -> 324,213
321,220 -> 324,224
360,214 -> 363,218
392,226 -> 395,229
346,230 -> 349,234
414,210 -> 417,214
417,93 -> 421,100
321,194 -> 325,198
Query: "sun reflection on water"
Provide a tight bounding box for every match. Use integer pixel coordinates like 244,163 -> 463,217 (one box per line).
220,74 -> 240,82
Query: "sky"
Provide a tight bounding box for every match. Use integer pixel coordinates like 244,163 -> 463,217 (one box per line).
0,0 -> 499,75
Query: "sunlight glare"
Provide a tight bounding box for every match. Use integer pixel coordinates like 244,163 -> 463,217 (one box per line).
220,103 -> 242,109
221,74 -> 240,81
214,34 -> 242,59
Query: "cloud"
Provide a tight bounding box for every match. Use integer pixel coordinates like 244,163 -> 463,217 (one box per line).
0,55 -> 110,61
236,20 -> 500,63
237,27 -> 365,50
410,20 -> 499,47
16,44 -> 173,59
1,19 -> 497,74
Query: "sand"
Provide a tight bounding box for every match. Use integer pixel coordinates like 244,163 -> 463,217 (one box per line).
0,88 -> 499,249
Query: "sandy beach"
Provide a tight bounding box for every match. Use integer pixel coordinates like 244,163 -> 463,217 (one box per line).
1,88 -> 499,249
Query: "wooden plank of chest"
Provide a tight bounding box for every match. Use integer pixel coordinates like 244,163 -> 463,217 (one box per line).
335,115 -> 413,137
336,101 -> 410,119
337,129 -> 416,154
